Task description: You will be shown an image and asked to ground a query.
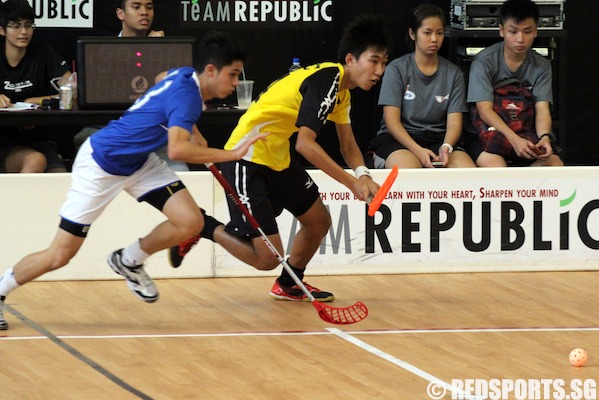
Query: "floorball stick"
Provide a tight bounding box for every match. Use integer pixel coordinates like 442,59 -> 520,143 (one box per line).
368,165 -> 398,217
206,163 -> 368,325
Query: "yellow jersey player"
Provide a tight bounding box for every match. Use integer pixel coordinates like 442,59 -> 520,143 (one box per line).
170,15 -> 393,303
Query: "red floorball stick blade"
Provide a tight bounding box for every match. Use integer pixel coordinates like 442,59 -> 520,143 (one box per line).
313,301 -> 369,325
368,165 -> 399,217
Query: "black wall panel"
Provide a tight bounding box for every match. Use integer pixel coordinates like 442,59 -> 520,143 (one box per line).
31,1 -> 598,166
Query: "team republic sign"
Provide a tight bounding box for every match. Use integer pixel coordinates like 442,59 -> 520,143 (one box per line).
179,0 -> 334,29
214,168 -> 599,275
26,0 -> 93,28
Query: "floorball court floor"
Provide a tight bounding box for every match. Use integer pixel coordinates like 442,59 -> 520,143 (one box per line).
1,271 -> 597,399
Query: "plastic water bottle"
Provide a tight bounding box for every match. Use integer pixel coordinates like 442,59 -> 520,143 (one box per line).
289,58 -> 302,72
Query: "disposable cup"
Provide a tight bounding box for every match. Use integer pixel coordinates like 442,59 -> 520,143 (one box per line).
236,80 -> 254,109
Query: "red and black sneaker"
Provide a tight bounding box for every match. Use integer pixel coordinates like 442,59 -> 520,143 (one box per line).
269,278 -> 335,302
168,234 -> 201,268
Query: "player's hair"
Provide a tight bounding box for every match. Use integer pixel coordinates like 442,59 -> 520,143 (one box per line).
116,0 -> 126,9
500,0 -> 539,26
0,0 -> 35,28
337,14 -> 393,64
196,31 -> 247,71
406,4 -> 446,51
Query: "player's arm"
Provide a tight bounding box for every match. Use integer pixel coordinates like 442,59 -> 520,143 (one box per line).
336,122 -> 380,196
336,122 -> 365,168
295,125 -> 372,202
191,124 -> 208,147
167,125 -> 267,164
294,68 -> 376,200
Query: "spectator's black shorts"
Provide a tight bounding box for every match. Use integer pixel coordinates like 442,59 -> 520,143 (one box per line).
0,128 -> 65,173
369,131 -> 466,161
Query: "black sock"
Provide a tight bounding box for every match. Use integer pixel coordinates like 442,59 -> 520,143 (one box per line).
278,259 -> 305,287
199,209 -> 223,242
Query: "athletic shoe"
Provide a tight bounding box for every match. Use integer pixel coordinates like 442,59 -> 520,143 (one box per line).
168,234 -> 201,268
107,249 -> 158,303
0,296 -> 8,330
270,279 -> 335,302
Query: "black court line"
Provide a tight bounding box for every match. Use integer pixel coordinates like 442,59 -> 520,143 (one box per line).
6,304 -> 154,400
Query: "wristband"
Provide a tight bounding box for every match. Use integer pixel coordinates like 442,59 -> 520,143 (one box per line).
439,143 -> 454,154
354,165 -> 371,179
539,132 -> 556,143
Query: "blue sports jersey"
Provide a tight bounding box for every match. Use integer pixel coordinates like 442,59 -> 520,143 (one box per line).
90,67 -> 203,175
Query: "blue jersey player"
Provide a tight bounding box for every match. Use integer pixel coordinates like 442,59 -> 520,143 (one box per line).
0,31 -> 267,330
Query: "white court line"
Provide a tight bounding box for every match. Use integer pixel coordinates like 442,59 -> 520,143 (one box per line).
327,327 -> 484,400
0,331 -> 331,340
2,326 -> 599,341
353,326 -> 599,334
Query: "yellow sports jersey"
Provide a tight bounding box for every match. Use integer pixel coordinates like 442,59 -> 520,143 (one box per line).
225,62 -> 352,171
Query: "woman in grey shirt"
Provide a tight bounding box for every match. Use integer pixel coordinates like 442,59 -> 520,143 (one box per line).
369,4 -> 475,169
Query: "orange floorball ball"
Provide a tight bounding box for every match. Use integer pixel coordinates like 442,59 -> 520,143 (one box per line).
569,348 -> 588,367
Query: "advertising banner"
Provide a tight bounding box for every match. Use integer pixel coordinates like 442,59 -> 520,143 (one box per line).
27,0 -> 94,28
214,167 -> 599,276
179,0 -> 334,29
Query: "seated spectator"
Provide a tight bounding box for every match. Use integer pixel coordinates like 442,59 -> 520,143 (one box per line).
369,4 -> 475,169
464,0 -> 563,167
0,0 -> 72,173
116,0 -> 164,38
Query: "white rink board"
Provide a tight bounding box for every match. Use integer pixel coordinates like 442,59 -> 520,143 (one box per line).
0,172 -> 214,281
215,166 -> 599,276
2,167 -> 598,281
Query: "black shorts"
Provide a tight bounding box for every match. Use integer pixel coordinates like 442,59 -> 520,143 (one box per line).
369,131 -> 466,160
220,159 -> 320,238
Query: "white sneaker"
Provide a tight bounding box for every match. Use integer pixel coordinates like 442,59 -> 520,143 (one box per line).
0,296 -> 8,330
107,249 -> 158,303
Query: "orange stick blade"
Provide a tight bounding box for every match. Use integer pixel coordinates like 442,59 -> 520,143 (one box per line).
368,165 -> 398,217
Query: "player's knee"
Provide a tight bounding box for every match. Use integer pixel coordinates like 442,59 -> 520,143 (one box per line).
253,256 -> 280,271
312,213 -> 331,238
47,250 -> 73,272
178,213 -> 203,240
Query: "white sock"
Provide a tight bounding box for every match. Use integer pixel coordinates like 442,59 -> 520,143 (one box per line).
0,268 -> 20,298
121,239 -> 150,267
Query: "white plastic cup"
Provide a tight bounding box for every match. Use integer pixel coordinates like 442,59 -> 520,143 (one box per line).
236,80 -> 254,109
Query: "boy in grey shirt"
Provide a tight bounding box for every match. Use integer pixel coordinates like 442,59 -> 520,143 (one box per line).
465,0 -> 563,167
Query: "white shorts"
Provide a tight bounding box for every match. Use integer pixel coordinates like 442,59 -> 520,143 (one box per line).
59,139 -> 181,226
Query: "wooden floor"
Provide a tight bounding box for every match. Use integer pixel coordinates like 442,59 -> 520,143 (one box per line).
1,271 -> 598,399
